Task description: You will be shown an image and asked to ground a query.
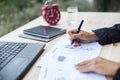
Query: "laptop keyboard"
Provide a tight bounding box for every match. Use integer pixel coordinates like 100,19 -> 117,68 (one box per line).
0,42 -> 27,70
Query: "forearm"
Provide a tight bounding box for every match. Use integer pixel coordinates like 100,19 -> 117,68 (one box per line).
92,24 -> 120,45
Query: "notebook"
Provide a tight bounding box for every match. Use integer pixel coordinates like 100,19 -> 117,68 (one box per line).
23,25 -> 66,39
19,33 -> 55,42
0,41 -> 45,80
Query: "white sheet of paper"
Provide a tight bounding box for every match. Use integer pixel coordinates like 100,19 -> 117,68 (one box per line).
37,38 -> 102,67
38,38 -> 106,80
39,66 -> 106,80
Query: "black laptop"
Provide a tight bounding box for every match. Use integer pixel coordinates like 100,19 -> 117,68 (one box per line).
0,41 -> 45,80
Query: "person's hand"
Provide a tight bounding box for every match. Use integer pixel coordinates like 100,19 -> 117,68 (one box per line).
68,29 -> 99,46
75,57 -> 120,76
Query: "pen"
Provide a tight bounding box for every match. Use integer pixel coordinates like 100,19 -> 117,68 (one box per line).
71,20 -> 84,45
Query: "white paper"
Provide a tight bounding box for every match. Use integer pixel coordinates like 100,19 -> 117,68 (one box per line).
37,38 -> 102,67
38,38 -> 106,80
39,66 -> 106,80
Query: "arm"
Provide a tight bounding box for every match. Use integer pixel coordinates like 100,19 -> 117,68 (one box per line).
68,24 -> 120,46
93,24 -> 120,45
113,68 -> 120,80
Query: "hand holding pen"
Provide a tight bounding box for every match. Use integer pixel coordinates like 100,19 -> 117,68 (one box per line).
68,20 -> 84,46
68,20 -> 99,47
71,20 -> 84,45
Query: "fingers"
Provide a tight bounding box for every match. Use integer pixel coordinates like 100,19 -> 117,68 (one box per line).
68,30 -> 92,43
69,33 -> 81,47
70,34 -> 81,41
68,29 -> 77,36
75,57 -> 101,73
74,41 -> 80,47
77,66 -> 92,73
75,60 -> 92,72
76,60 -> 91,66
68,29 -> 81,40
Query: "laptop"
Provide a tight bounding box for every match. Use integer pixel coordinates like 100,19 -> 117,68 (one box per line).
0,41 -> 45,80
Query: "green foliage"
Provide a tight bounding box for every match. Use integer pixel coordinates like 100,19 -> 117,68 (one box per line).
0,0 -> 42,37
94,0 -> 120,12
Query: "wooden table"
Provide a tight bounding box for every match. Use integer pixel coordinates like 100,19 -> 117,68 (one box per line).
1,12 -> 120,80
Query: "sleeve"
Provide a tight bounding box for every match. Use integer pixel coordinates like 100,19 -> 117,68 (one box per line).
92,24 -> 120,45
113,68 -> 120,80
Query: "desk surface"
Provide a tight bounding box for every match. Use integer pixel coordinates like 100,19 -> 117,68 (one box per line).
1,12 -> 120,80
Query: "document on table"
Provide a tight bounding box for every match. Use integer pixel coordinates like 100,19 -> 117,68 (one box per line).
37,38 -> 106,80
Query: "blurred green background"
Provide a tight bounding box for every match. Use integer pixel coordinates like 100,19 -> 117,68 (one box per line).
0,0 -> 120,37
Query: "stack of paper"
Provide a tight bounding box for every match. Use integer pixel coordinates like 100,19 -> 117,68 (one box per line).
37,38 -> 106,80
